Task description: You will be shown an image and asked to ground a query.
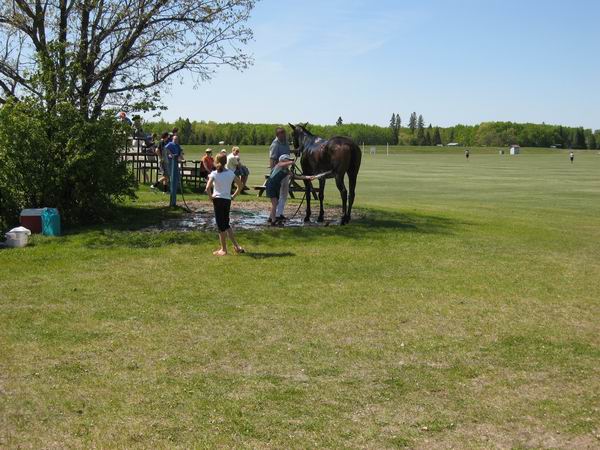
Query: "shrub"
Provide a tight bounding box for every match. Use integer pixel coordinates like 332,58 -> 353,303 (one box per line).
0,99 -> 136,230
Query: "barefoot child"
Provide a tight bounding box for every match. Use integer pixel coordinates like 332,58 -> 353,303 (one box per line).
266,154 -> 316,226
205,153 -> 245,256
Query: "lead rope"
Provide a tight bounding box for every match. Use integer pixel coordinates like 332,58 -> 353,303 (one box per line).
178,161 -> 192,213
288,157 -> 307,221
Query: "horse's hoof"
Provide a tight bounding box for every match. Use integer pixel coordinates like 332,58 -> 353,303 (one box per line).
304,217 -> 311,223
317,216 -> 324,223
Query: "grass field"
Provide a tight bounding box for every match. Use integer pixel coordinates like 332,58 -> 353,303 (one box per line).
1,149 -> 599,448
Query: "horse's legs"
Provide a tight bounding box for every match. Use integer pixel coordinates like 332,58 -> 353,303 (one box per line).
335,174 -> 348,225
303,180 -> 312,222
317,178 -> 326,222
346,169 -> 358,223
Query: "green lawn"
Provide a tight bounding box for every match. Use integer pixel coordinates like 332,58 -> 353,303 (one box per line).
1,151 -> 599,448
181,144 -> 571,160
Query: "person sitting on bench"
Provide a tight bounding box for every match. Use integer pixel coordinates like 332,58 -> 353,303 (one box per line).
227,147 -> 250,190
201,148 -> 214,178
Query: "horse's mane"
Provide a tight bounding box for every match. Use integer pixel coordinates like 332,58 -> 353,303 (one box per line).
298,124 -> 313,137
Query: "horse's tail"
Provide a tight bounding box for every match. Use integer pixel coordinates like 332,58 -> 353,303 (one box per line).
349,141 -> 362,175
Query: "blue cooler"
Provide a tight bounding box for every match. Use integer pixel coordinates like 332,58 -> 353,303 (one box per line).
42,208 -> 61,236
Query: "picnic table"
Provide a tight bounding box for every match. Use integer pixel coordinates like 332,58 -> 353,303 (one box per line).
253,174 -> 320,200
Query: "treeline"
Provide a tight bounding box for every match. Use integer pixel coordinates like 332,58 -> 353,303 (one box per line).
144,116 -> 600,149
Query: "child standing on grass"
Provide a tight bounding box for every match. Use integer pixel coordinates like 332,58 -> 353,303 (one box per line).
266,154 -> 316,226
570,151 -> 574,164
205,153 -> 245,256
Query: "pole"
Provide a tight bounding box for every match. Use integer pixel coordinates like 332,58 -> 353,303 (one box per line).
169,156 -> 179,207
387,143 -> 389,156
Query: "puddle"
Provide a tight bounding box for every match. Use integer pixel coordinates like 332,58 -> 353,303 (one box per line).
145,201 -> 354,232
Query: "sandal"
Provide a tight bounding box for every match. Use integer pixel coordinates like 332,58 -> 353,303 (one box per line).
234,246 -> 246,254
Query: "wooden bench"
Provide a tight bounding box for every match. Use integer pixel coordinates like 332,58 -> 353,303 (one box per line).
253,175 -> 319,200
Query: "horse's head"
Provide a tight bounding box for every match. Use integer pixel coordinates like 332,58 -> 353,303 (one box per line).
288,122 -> 310,152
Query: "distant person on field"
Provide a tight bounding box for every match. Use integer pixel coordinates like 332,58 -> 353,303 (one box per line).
570,151 -> 574,164
266,154 -> 315,226
151,132 -> 170,192
227,147 -> 250,189
205,153 -> 245,256
269,127 -> 292,220
465,149 -> 470,160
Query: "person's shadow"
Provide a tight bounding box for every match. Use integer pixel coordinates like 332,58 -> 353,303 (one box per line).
243,251 -> 295,259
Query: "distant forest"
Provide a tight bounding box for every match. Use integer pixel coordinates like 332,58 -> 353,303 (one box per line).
144,114 -> 599,149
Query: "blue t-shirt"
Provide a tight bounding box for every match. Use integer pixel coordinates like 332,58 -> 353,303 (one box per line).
165,142 -> 182,157
269,138 -> 290,162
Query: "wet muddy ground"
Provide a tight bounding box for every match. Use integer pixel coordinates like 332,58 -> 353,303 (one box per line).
145,201 -> 361,232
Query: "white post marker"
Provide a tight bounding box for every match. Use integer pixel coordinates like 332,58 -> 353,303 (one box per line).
387,143 -> 389,156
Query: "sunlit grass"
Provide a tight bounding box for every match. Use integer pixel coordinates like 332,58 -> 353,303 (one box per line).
1,152 -> 599,448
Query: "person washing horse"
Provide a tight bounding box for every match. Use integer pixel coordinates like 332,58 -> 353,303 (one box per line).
269,127 -> 292,221
266,154 -> 316,227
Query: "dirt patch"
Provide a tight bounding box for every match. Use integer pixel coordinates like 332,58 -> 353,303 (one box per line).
145,200 -> 362,232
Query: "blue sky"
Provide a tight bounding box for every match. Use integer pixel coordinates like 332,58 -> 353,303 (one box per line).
159,0 -> 600,129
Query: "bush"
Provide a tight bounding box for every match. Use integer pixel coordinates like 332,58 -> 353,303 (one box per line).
0,99 -> 136,230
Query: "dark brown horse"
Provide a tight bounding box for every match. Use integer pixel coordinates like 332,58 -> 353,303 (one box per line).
289,123 -> 361,225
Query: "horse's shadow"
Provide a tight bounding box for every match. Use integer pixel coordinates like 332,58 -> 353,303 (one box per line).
241,208 -> 466,244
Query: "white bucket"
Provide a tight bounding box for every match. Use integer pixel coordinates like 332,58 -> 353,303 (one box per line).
5,226 -> 31,248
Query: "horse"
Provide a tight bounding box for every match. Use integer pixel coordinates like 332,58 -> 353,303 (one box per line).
288,123 -> 361,225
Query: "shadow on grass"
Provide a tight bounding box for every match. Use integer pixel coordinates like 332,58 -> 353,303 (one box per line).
244,251 -> 296,259
60,204 -> 207,249
62,204 -> 464,249
241,208 -> 465,245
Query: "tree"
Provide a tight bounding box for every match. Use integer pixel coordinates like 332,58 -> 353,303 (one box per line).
587,132 -> 596,150
181,118 -> 193,144
336,116 -> 343,126
433,127 -> 442,145
424,130 -> 432,146
408,112 -> 417,134
389,113 -> 400,145
573,128 -> 587,149
0,0 -> 256,119
0,98 -> 135,228
414,115 -> 425,145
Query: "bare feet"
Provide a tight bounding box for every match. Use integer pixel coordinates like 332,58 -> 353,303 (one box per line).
213,249 -> 227,256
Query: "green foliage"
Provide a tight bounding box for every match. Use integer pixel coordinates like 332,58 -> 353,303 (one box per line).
433,127 -> 443,145
389,113 -> 401,145
143,117 -> 599,150
408,112 -> 417,134
0,99 -> 135,230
